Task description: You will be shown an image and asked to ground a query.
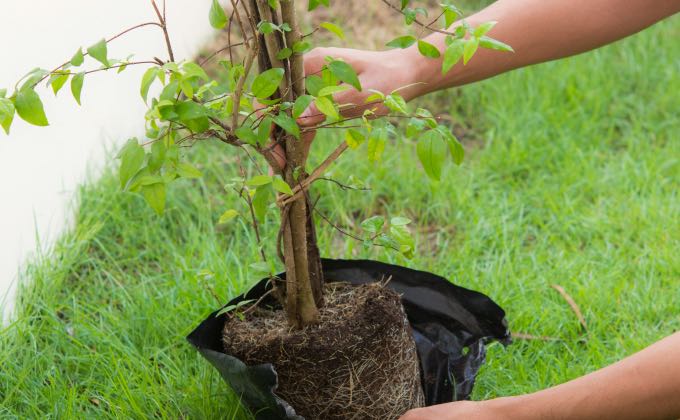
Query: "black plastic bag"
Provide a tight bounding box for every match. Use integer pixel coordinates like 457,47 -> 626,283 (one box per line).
187,259 -> 510,419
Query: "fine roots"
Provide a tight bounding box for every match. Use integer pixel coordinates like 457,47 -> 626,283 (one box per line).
222,282 -> 425,420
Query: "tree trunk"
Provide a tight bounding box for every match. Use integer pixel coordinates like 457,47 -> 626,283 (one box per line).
251,0 -> 323,328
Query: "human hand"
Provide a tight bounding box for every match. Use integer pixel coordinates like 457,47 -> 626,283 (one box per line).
400,400 -> 508,420
297,46 -> 424,127
270,46 -> 424,170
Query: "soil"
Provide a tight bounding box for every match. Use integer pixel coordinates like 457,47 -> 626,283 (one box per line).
222,282 -> 424,420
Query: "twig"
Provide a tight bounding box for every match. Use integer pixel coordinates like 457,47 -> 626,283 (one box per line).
52,61 -> 159,77
198,38 -> 253,66
242,287 -> 276,315
551,284 -> 588,331
150,0 -> 175,62
313,207 -> 364,242
241,187 -> 267,263
33,22 -> 163,87
315,177 -> 371,191
276,204 -> 291,264
380,0 -> 458,36
278,141 -> 349,206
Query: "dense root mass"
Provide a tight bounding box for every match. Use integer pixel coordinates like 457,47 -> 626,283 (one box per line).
222,282 -> 424,420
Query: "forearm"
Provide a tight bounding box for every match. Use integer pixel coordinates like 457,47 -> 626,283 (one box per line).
404,0 -> 680,97
487,332 -> 680,420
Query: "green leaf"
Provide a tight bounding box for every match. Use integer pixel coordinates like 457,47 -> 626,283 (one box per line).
400,0 -> 410,9
218,209 -> 239,224
293,95 -> 313,118
252,184 -> 272,222
447,135 -> 464,164
416,108 -> 437,128
118,138 -> 145,189
70,72 -> 85,105
258,21 -> 277,35
175,101 -> 210,133
479,36 -> 514,52
147,140 -> 166,172
442,39 -> 464,73
384,93 -> 408,114
235,126 -> 258,145
403,7 -> 427,25
463,37 -> 479,65
87,39 -> 109,67
246,175 -> 273,187
314,96 -> 338,119
272,176 -> 293,195
180,79 -> 194,99
317,85 -> 350,97
390,224 -> 415,258
327,60 -> 362,91
182,61 -> 210,81
308,0 -> 330,11
0,98 -> 15,134
367,127 -> 386,162
436,125 -> 465,164
345,128 -> 365,149
361,216 -> 384,233
292,41 -> 312,53
386,35 -> 416,49
257,116 -> 273,145
19,68 -> 48,91
365,89 -> 385,103
251,68 -> 285,99
15,88 -> 48,126
305,75 -> 324,96
0,89 -> 6,98
473,21 -> 497,37
391,216 -> 411,226
406,117 -> 427,138
272,113 -> 300,139
416,129 -> 446,180
140,67 -> 158,103
276,48 -> 292,60
142,181 -> 166,215
209,0 -> 228,29
49,72 -> 70,95
442,4 -> 461,27
177,162 -> 203,178
320,22 -> 345,39
70,48 -> 84,66
417,40 -> 440,58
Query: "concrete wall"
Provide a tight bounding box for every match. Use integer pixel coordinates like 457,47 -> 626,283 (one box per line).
0,0 -> 215,322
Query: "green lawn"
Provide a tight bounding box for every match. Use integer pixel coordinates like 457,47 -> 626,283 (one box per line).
1,16 -> 678,419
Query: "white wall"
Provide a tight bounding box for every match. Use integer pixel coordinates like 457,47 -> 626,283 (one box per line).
0,0 -> 215,323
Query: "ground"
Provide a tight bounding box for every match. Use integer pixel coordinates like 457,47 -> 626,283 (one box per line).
1,7 -> 678,420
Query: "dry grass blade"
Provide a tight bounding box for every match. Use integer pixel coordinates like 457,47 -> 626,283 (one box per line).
551,284 -> 588,332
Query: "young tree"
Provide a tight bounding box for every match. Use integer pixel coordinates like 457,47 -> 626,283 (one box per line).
0,0 -> 510,328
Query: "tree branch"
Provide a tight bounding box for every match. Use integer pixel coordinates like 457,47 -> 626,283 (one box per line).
278,141 -> 349,207
150,0 -> 175,62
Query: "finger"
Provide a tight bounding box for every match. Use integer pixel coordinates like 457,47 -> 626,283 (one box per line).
254,98 -> 287,171
270,143 -> 286,172
297,101 -> 325,127
303,48 -> 330,78
298,82 -> 362,127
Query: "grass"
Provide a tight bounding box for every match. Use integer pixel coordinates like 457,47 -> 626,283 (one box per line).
1,13 -> 679,420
